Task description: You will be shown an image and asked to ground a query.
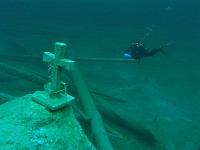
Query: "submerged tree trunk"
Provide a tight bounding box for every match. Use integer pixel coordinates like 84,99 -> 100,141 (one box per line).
0,62 -> 46,86
93,94 -> 157,146
70,63 -> 113,150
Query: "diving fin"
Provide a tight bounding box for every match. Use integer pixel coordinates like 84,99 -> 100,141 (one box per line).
163,41 -> 173,48
161,49 -> 168,56
160,41 -> 173,56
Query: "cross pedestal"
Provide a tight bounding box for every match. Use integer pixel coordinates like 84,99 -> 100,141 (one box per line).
32,42 -> 75,111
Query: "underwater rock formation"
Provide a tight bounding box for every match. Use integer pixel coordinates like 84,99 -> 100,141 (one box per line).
0,94 -> 96,150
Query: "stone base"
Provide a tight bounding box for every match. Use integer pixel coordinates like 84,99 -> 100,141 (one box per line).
32,91 -> 74,111
0,95 -> 96,150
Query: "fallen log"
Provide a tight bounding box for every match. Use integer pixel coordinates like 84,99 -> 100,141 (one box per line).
0,62 -> 46,86
0,93 -> 17,104
93,94 -> 157,146
0,54 -> 137,63
70,103 -> 91,122
0,54 -> 42,61
70,63 -> 113,150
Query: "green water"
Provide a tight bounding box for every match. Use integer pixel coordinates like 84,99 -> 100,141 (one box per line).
0,0 -> 199,149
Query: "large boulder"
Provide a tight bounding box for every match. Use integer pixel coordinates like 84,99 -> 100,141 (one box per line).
0,93 -> 96,150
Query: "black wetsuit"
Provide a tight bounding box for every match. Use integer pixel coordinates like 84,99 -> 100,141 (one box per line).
124,42 -> 168,63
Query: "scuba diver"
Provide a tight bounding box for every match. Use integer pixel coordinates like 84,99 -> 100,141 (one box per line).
124,42 -> 172,64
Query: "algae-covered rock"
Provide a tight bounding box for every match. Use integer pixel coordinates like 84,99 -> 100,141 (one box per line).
0,93 -> 96,150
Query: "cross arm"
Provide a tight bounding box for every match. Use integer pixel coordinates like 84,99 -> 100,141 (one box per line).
43,52 -> 75,71
43,52 -> 55,63
58,59 -> 75,71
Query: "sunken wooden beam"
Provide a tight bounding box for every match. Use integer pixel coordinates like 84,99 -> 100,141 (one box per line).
70,104 -> 91,122
0,62 -> 46,86
0,54 -> 137,63
0,54 -> 42,61
70,63 -> 113,150
70,57 -> 137,63
93,94 -> 157,146
0,93 -> 17,104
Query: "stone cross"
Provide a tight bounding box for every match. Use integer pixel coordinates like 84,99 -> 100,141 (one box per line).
43,42 -> 74,96
32,42 -> 75,111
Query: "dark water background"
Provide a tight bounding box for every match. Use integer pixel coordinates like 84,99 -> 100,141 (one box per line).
0,0 -> 199,149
